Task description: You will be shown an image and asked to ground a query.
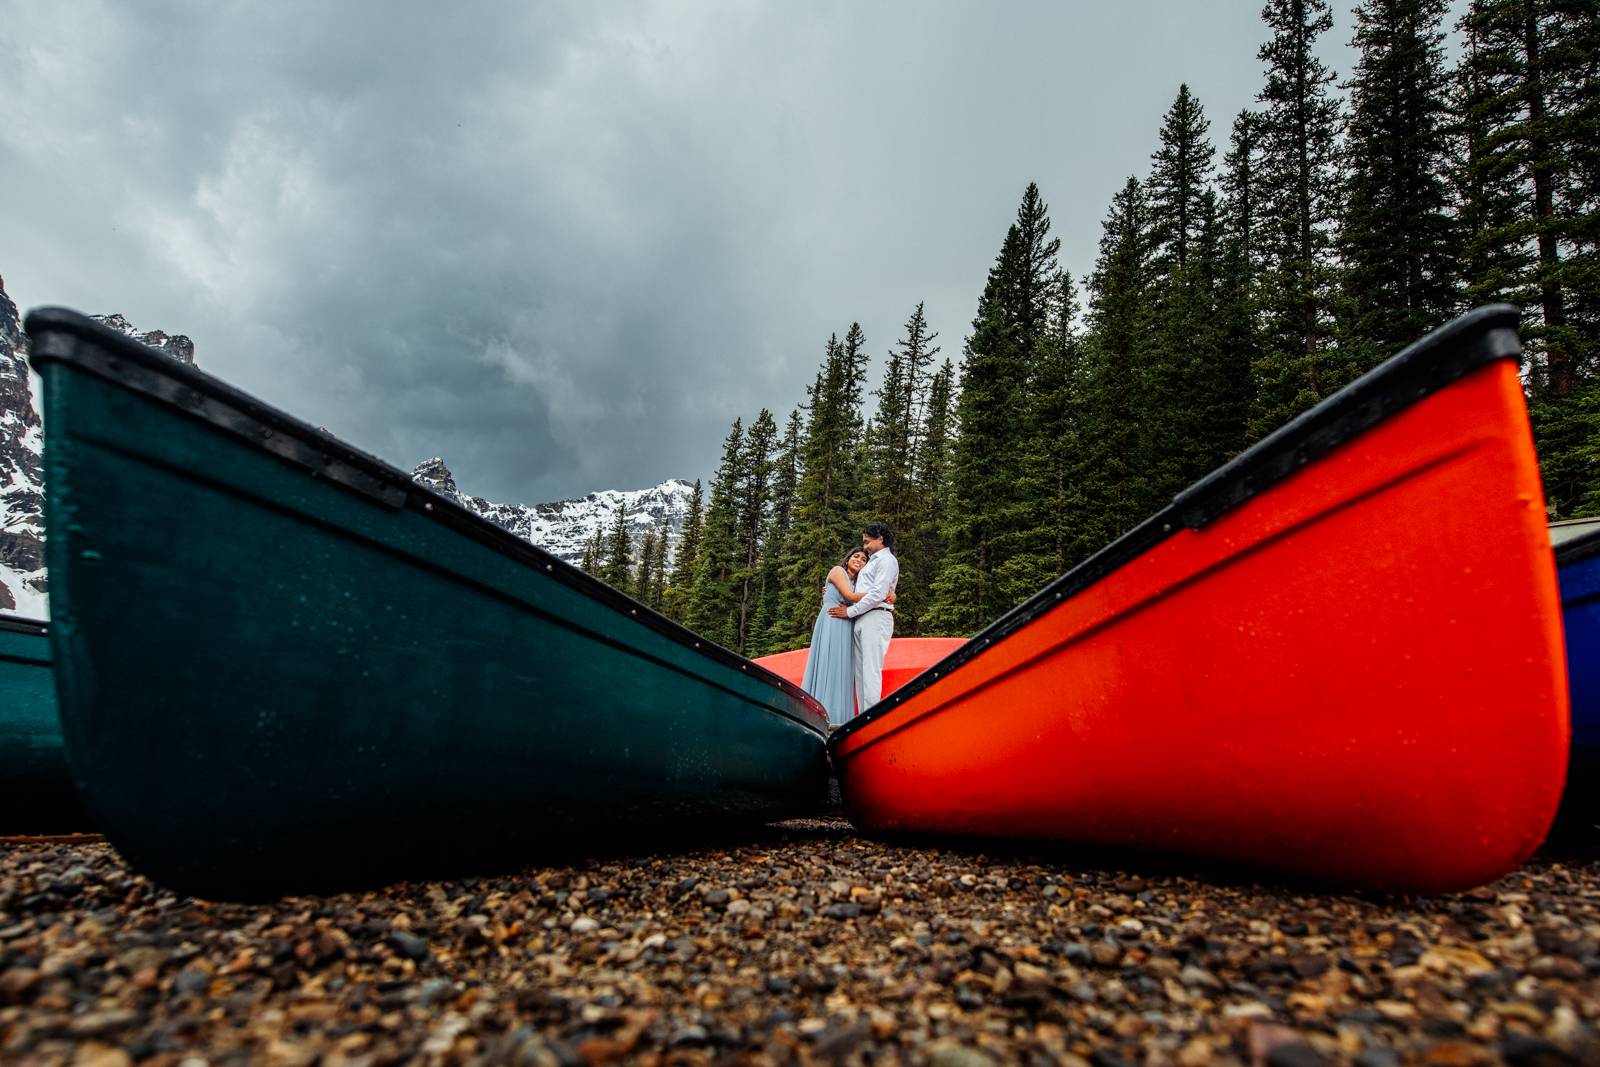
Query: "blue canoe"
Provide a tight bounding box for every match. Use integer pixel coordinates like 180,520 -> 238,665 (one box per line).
1553,517 -> 1600,828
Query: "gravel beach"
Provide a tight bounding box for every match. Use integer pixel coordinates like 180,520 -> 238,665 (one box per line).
3,817 -> 1599,1067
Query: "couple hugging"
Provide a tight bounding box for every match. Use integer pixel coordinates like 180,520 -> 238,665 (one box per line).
801,521 -> 899,727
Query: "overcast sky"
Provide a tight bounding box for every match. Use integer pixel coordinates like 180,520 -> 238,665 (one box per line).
0,1 -> 1470,504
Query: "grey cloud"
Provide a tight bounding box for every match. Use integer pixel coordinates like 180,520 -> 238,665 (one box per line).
0,1 -> 1468,502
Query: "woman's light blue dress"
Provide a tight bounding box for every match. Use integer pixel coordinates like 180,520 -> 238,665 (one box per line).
802,581 -> 856,726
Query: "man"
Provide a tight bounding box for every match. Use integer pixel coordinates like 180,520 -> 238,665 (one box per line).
828,521 -> 899,711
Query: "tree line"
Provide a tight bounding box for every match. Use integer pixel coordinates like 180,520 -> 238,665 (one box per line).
586,0 -> 1599,654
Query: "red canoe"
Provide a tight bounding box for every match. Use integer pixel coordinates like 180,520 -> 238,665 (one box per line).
829,306 -> 1569,893
753,637 -> 968,708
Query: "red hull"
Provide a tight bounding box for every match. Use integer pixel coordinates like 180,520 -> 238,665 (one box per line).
754,637 -> 967,705
830,310 -> 1568,892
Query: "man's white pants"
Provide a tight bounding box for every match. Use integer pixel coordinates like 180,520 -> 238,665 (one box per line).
853,609 -> 895,712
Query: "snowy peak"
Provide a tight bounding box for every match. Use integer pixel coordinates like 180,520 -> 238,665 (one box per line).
0,273 -> 196,617
409,458 -> 695,567
0,275 -> 45,616
91,313 -> 196,364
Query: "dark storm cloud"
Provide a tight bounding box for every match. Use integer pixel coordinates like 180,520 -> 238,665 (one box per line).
0,1 -> 1468,502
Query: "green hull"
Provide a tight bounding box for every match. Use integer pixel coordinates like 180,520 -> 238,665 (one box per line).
26,309 -> 828,899
0,615 -> 89,831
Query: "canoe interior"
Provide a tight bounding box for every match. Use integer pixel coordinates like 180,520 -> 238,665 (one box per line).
27,308 -> 828,899
1556,536 -> 1600,830
0,616 -> 89,832
830,307 -> 1567,893
1550,516 -> 1600,562
753,636 -> 968,708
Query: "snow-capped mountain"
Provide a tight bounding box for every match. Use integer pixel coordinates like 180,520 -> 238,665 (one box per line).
412,457 -> 695,567
0,276 -> 196,617
0,276 -> 45,616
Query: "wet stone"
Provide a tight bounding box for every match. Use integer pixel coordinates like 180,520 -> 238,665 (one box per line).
385,930 -> 428,961
2,820 -> 1599,1065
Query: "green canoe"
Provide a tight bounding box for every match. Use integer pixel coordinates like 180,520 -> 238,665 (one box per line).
0,614 -> 90,831
25,308 -> 829,899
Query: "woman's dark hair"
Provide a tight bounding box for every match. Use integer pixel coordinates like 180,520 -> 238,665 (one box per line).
863,521 -> 893,549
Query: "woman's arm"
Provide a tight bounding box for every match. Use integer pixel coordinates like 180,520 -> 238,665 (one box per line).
827,567 -> 872,602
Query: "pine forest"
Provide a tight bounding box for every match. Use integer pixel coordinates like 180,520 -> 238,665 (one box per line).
586,0 -> 1600,656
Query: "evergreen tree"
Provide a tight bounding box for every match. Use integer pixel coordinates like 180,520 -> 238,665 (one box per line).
928,182 -> 1062,632
633,529 -> 657,603
870,303 -> 941,633
579,526 -> 605,578
1144,87 -> 1232,501
1079,177 -> 1156,551
770,333 -> 871,650
1190,190 -> 1254,467
647,526 -> 669,611
752,409 -> 803,653
599,501 -> 631,589
1012,271 -> 1090,593
1251,0 -> 1345,435
687,419 -> 744,646
1219,109 -> 1267,449
1458,0 -> 1600,515
1339,0 -> 1462,369
912,358 -> 956,630
1148,84 -> 1217,276
732,409 -> 779,654
663,480 -> 703,621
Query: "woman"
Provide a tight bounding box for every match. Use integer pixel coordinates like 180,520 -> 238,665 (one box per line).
801,547 -> 879,727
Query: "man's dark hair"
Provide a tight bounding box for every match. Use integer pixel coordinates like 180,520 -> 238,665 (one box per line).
863,521 -> 893,549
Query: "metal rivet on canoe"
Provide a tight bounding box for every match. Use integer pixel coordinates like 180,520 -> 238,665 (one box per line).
631,609 -> 637,615
423,501 -> 433,511
545,564 -> 553,571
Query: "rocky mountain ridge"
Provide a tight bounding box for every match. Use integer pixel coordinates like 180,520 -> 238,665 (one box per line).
411,458 -> 693,567
0,277 -> 49,616
0,280 -> 200,615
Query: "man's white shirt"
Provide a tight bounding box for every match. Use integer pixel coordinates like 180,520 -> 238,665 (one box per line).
847,547 -> 899,618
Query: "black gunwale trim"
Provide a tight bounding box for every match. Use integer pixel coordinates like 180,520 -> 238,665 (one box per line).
0,614 -> 48,637
23,307 -> 827,736
830,304 -> 1525,750
1552,517 -> 1600,569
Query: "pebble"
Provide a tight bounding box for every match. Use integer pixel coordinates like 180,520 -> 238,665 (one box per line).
0,820 -> 1598,1065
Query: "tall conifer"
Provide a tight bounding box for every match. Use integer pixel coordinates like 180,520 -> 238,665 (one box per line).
1145,88 -> 1229,501
580,526 -> 605,578
1148,85 -> 1217,276
633,529 -> 657,603
913,358 -> 956,630
1080,177 -> 1156,549
599,502 -> 631,588
871,303 -> 941,633
1458,0 -> 1600,514
647,527 -> 669,611
771,333 -> 871,650
1251,0 -> 1345,435
687,419 -> 744,646
1340,0 -> 1462,369
663,480 -> 703,621
929,184 -> 1062,632
732,409 -> 779,654
1012,271 -> 1089,592
753,410 -> 803,653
